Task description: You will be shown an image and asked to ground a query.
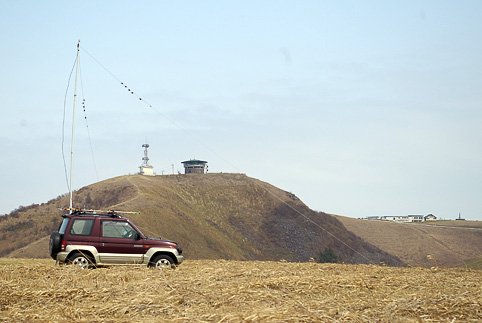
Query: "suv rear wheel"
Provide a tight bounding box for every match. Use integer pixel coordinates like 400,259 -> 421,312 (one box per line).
149,254 -> 175,269
67,252 -> 95,269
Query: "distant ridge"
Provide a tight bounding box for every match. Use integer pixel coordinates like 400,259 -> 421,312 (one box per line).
1,173 -> 402,266
335,215 -> 482,268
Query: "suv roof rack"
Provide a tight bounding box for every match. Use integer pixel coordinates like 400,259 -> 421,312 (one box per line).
60,208 -> 141,218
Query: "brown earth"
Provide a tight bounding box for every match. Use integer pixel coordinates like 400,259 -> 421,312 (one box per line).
335,215 -> 482,268
0,174 -> 401,266
413,220 -> 482,228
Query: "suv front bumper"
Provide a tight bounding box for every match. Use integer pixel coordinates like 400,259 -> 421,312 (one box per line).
176,254 -> 184,265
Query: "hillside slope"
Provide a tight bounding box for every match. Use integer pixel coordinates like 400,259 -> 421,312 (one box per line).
1,174 -> 401,265
335,215 -> 482,268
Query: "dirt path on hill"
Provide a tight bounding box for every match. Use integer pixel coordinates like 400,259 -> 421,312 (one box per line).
109,176 -> 144,209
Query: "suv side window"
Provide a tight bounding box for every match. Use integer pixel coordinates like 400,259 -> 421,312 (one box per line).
70,219 -> 95,236
102,220 -> 138,239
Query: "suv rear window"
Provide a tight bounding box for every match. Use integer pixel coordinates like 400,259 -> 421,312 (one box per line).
59,218 -> 70,234
70,219 -> 95,236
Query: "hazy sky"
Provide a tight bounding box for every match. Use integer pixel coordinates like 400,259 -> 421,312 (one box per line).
1,1 -> 481,220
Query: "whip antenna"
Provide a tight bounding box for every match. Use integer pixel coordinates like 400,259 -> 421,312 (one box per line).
69,40 -> 81,214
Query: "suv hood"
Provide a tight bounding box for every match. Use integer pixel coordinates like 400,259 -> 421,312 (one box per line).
146,237 -> 178,246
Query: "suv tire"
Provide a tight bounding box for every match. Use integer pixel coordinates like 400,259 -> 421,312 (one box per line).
49,232 -> 62,259
67,252 -> 95,269
149,254 -> 175,269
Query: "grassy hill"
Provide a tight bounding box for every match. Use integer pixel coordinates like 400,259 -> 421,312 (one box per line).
1,173 -> 401,266
335,215 -> 482,268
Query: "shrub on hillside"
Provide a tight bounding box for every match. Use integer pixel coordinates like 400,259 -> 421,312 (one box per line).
317,247 -> 341,263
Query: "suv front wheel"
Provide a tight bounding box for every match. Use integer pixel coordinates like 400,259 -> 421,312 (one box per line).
149,255 -> 175,269
67,252 -> 95,269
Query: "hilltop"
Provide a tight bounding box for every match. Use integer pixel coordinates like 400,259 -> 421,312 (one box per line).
0,173 -> 401,266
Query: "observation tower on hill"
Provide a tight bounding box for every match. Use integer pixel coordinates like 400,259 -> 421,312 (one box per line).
181,159 -> 208,174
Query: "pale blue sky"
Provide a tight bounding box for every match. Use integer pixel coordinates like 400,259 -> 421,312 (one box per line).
1,1 -> 481,220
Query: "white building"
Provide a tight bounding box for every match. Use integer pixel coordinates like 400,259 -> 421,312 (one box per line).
366,215 -> 425,223
139,165 -> 154,176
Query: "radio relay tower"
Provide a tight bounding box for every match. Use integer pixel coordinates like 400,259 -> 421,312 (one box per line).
139,143 -> 154,176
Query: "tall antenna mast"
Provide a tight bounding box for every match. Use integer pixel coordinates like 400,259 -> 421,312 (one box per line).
69,40 -> 81,213
142,143 -> 150,167
138,142 -> 154,176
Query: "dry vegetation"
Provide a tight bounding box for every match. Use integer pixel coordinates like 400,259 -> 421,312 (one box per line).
2,174 -> 401,266
0,176 -> 139,257
412,220 -> 482,229
335,216 -> 482,268
3,174 -> 479,269
1,259 -> 481,322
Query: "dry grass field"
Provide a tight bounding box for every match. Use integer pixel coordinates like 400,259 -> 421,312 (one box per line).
1,259 -> 481,322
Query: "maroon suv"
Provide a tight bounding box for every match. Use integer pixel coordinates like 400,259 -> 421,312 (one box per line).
49,211 -> 184,269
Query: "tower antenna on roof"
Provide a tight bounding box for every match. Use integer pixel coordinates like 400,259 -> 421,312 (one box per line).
142,143 -> 150,167
139,141 -> 154,175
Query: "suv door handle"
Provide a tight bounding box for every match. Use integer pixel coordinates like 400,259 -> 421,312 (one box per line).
102,241 -> 109,243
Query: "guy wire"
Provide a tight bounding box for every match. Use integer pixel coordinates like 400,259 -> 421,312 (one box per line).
79,44 -> 375,265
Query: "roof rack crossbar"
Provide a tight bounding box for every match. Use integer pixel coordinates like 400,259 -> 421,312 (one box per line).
59,208 -> 141,216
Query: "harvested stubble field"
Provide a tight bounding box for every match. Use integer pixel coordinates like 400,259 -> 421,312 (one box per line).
0,259 -> 481,322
